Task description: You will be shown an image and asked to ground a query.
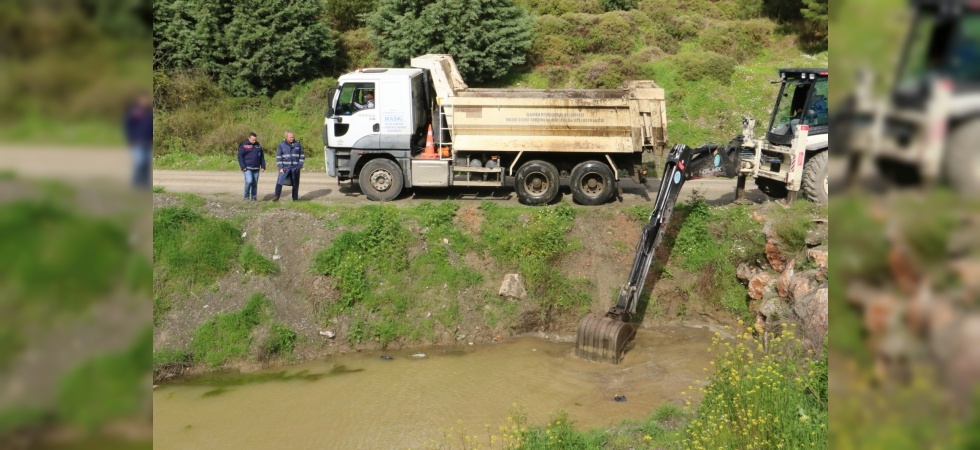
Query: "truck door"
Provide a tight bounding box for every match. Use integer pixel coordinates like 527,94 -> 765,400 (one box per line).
326,82 -> 380,150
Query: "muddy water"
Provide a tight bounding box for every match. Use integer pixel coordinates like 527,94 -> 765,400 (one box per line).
153,325 -> 717,450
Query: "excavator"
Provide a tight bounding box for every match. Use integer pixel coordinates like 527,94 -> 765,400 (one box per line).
575,140 -> 743,363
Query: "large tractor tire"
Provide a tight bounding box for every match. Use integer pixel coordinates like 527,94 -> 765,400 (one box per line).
570,160 -> 615,205
515,160 -> 560,205
802,150 -> 829,204
359,158 -> 403,201
945,119 -> 980,196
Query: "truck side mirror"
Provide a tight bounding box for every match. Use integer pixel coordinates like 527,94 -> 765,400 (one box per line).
325,86 -> 338,118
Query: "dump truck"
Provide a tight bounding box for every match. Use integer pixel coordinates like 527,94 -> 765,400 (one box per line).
323,54 -> 668,205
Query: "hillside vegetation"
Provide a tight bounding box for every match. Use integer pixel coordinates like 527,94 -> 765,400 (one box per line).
153,0 -> 828,170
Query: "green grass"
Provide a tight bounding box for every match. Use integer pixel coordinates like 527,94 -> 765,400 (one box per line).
768,200 -> 827,264
480,201 -> 592,314
672,195 -> 764,316
189,293 -> 292,367
240,244 -> 280,275
57,327 -> 151,431
0,406 -> 47,439
0,197 -> 134,369
153,206 -> 242,295
0,117 -> 124,146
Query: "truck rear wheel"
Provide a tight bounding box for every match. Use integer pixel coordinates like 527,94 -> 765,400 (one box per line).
515,160 -> 559,205
802,150 -> 829,204
359,158 -> 403,201
570,160 -> 615,205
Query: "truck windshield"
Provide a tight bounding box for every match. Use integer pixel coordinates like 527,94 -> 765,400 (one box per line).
769,78 -> 809,137
896,12 -> 980,90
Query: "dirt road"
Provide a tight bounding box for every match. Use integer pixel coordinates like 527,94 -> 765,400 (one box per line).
153,168 -> 769,205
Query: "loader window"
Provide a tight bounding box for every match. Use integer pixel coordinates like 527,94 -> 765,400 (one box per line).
949,14 -> 980,82
803,78 -> 829,127
769,78 -> 810,137
335,82 -> 376,115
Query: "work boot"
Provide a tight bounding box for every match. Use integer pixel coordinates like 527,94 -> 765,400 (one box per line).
272,196 -> 280,202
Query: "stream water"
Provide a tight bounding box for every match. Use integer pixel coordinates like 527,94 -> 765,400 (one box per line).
153,325 -> 717,449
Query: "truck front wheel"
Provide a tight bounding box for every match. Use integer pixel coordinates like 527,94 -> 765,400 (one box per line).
570,160 -> 615,205
515,160 -> 559,205
359,158 -> 403,201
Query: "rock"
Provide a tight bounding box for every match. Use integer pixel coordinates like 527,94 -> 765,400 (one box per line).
888,241 -> 919,294
777,260 -> 795,298
499,273 -> 528,300
411,353 -> 426,358
736,262 -> 758,283
793,287 -> 828,345
805,224 -> 828,247
241,232 -> 247,238
443,238 -> 449,245
951,259 -> 980,293
765,239 -> 786,272
790,270 -> 825,302
806,247 -> 828,270
751,210 -> 765,223
748,272 -> 772,300
319,330 -> 336,339
759,297 -> 791,322
272,254 -> 282,260
863,293 -> 896,335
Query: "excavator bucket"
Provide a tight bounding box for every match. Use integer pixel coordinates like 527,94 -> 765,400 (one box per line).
575,314 -> 636,364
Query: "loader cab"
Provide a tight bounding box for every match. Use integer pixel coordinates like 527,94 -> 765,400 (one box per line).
766,69 -> 829,146
892,3 -> 980,109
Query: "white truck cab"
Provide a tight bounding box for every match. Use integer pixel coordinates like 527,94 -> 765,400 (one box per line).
323,68 -> 430,183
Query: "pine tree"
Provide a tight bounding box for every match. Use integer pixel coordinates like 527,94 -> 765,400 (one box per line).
801,0 -> 828,31
153,0 -> 336,95
367,0 -> 532,83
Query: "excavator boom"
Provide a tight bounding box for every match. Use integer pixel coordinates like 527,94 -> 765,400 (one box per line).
575,143 -> 737,363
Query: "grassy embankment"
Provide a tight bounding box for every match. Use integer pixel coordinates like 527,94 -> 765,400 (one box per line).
153,0 -> 827,171
0,180 -> 152,445
151,191 -> 823,371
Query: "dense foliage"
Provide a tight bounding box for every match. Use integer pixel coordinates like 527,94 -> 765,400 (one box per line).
366,0 -> 533,83
153,0 -> 336,95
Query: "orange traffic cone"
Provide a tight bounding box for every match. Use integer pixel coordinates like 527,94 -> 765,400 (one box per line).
420,124 -> 439,159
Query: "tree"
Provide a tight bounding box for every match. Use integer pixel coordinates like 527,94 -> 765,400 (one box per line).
367,0 -> 532,83
801,0 -> 828,33
153,0 -> 336,95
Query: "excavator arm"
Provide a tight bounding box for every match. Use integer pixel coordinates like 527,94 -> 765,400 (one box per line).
575,143 -> 738,363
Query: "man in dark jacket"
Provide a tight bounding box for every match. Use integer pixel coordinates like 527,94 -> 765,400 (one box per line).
123,93 -> 153,188
274,130 -> 305,201
237,132 -> 266,201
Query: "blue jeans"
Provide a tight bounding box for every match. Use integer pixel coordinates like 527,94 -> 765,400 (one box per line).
243,169 -> 260,199
131,143 -> 151,189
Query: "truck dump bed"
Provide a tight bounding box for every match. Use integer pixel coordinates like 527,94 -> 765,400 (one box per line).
411,55 -> 668,155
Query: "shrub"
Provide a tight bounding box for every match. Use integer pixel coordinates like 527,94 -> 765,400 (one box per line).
338,28 -> 381,72
600,0 -> 637,12
671,51 -> 737,84
699,19 -> 774,62
529,35 -> 576,67
587,12 -> 636,55
259,323 -> 299,360
574,56 -> 641,89
680,323 -> 827,448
